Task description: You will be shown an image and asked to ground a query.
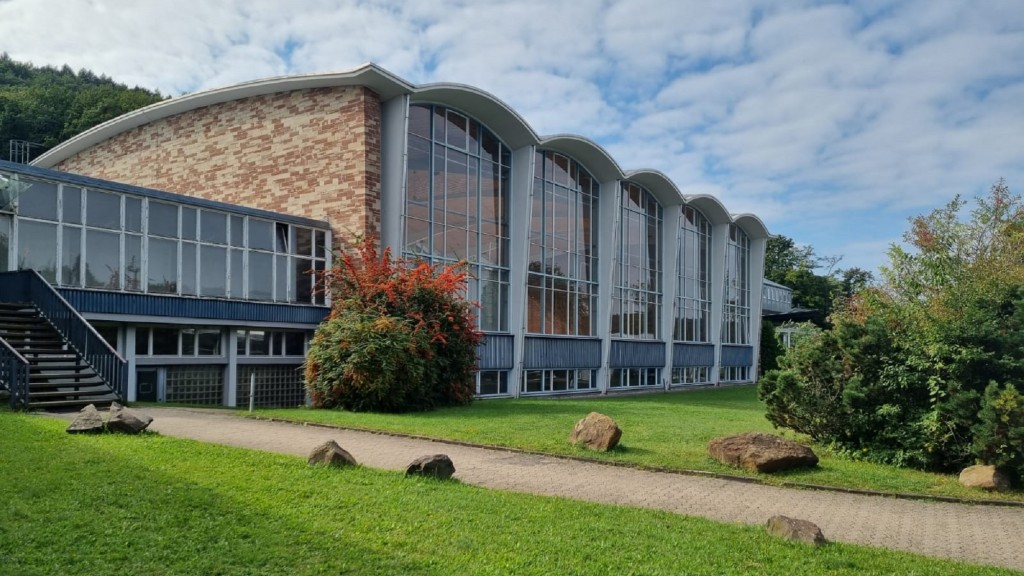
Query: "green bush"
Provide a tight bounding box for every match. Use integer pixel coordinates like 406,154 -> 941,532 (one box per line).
305,240 -> 482,412
973,382 -> 1024,483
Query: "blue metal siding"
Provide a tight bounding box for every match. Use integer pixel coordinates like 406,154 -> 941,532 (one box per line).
720,345 -> 754,367
59,289 -> 329,326
522,337 -> 602,369
609,340 -> 666,368
673,343 -> 715,367
477,334 -> 514,370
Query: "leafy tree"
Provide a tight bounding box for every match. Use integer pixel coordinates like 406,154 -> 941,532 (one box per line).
757,320 -> 783,376
0,53 -> 163,161
305,239 -> 482,412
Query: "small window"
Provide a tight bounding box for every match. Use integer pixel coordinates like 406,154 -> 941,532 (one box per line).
230,215 -> 244,247
62,186 -> 82,224
149,202 -> 179,237
152,327 -> 178,355
248,219 -> 273,251
275,223 -> 289,253
249,331 -> 268,355
181,208 -> 197,240
19,179 -> 59,221
124,197 -> 143,232
135,328 -> 150,355
87,190 -> 121,229
197,329 -> 221,355
201,210 -> 227,244
284,332 -> 304,356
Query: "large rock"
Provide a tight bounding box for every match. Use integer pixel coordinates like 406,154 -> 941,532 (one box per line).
406,454 -> 456,479
766,515 -> 826,545
308,440 -> 358,467
106,402 -> 153,434
568,412 -> 622,452
959,465 -> 1012,492
707,432 -> 818,473
66,404 -> 105,434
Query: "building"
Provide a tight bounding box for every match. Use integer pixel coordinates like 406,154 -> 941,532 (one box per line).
1,63 -> 768,409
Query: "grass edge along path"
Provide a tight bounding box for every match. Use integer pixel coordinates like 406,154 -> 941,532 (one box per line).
0,410 -> 1016,576
250,386 -> 1024,503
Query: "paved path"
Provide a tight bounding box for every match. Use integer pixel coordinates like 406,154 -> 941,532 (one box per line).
128,408 -> 1024,571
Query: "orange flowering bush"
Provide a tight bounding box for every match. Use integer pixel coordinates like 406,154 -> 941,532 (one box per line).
305,239 -> 482,412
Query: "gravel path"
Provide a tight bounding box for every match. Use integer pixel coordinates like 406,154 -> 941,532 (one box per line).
111,407 -> 1024,571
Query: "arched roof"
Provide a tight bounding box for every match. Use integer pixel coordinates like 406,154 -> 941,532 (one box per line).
33,62 -> 768,238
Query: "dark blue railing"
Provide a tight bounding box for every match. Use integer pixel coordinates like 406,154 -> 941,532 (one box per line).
0,337 -> 29,409
0,270 -> 127,403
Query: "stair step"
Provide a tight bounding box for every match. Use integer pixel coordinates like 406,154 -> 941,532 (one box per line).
29,363 -> 90,372
28,385 -> 114,398
18,348 -> 72,355
28,396 -> 119,410
29,379 -> 106,390
30,373 -> 100,383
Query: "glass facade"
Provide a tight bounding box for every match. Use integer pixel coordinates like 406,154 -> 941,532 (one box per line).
3,172 -> 329,304
674,206 -> 712,343
403,104 -> 510,332
611,182 -> 663,339
721,224 -> 751,345
522,369 -> 596,394
526,151 -> 599,336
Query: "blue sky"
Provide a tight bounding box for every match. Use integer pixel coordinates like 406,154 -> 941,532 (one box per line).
2,0 -> 1022,275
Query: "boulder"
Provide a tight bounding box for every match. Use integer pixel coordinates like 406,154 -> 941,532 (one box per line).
959,465 -> 1012,492
66,404 -> 106,434
766,515 -> 826,545
308,440 -> 358,467
707,432 -> 818,473
568,412 -> 622,452
106,402 -> 153,434
406,454 -> 456,479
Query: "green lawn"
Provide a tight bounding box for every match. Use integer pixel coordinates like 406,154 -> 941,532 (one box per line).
0,411 -> 1015,576
251,386 -> 1024,502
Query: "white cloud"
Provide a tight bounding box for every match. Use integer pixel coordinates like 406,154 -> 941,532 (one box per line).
0,0 -> 1022,274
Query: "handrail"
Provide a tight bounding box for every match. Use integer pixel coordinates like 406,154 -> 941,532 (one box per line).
0,269 -> 127,402
0,337 -> 29,409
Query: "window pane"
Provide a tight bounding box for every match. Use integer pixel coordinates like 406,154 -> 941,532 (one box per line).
84,229 -> 120,289
181,243 -> 197,295
275,223 -> 289,253
62,186 -> 82,224
201,210 -> 227,244
248,219 -> 273,251
148,237 -> 178,294
152,327 -> 178,355
236,331 -> 247,355
16,217 -> 57,279
135,327 -> 150,355
200,245 -> 227,297
248,330 -> 268,355
314,230 -> 326,258
87,190 -> 121,229
124,197 -> 143,232
284,332 -> 304,356
181,328 -> 196,355
197,329 -> 221,355
182,207 -> 197,240
0,215 -> 10,272
294,258 -> 313,304
61,226 -> 81,286
124,235 -> 142,291
149,202 -> 179,237
229,249 -> 243,298
229,215 -> 244,247
275,254 -> 288,301
249,251 -> 273,300
18,179 -> 58,220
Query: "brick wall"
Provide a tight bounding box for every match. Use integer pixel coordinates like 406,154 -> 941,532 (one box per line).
54,86 -> 382,245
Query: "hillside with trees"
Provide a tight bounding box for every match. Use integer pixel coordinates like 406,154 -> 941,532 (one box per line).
0,53 -> 164,162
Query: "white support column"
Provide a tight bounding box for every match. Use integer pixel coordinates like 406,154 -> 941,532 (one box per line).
125,326 -> 137,402
225,329 -> 238,407
660,206 -> 682,390
380,94 -> 411,253
748,235 -> 768,382
507,145 -> 536,398
596,180 -> 621,393
709,223 -> 729,385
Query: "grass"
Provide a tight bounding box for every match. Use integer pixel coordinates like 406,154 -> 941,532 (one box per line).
1,410 -> 1016,576
251,386 -> 1024,503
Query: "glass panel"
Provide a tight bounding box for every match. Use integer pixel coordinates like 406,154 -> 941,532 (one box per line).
200,210 -> 227,244
229,215 -> 244,247
248,330 -> 268,355
275,254 -> 288,301
84,229 -> 120,289
236,331 -> 247,355
275,223 -> 289,253
135,327 -> 150,355
87,190 -> 121,230
446,110 -> 468,149
200,245 -> 227,297
248,219 -> 273,251
0,215 -> 9,272
197,329 -> 221,355
124,197 -> 143,232
284,332 -> 304,356
17,220 -> 58,281
62,186 -> 82,224
181,207 -> 197,240
314,230 -> 326,258
248,251 -> 273,300
124,235 -> 142,291
148,238 -> 178,294
181,328 -> 196,355
181,243 -> 197,295
152,327 -> 178,355
61,226 -> 81,286
408,104 -> 431,138
294,258 -> 313,304
229,249 -> 243,298
18,179 -> 58,220
149,201 -> 179,237
294,227 -> 313,257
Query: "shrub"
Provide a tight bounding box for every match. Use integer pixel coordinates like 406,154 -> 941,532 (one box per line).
758,320 -> 783,376
305,240 -> 482,412
973,382 -> 1024,483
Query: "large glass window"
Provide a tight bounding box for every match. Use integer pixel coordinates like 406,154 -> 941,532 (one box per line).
0,214 -> 10,272
403,104 -> 510,332
526,151 -> 599,336
611,183 -> 662,339
722,224 -> 751,345
17,220 -> 58,282
674,206 -> 712,342
522,369 -> 595,394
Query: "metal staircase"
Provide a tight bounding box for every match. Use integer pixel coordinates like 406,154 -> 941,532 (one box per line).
0,270 -> 126,410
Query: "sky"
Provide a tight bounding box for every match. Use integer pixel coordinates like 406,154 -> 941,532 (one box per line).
1,0 -> 1022,275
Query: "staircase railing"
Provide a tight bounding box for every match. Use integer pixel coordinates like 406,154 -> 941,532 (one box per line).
0,337 -> 29,409
0,269 -> 127,402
